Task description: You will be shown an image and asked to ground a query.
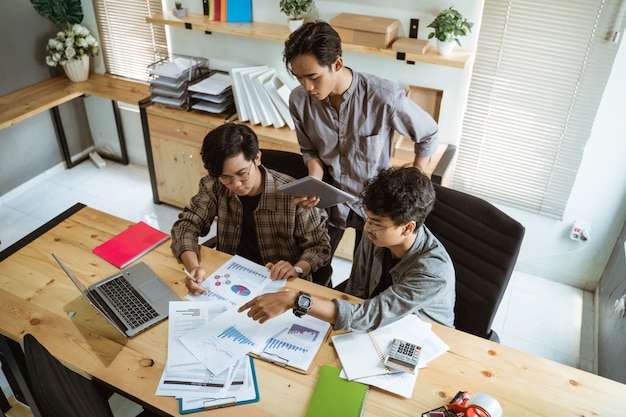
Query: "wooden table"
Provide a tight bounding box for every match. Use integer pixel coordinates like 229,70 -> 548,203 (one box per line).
1,205 -> 624,416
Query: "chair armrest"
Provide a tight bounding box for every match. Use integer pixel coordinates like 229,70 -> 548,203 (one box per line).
430,144 -> 457,186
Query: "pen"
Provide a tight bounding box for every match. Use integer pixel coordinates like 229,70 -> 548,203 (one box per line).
182,268 -> 198,283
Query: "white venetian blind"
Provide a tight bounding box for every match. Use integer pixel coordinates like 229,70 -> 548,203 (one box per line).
453,0 -> 623,219
92,0 -> 168,81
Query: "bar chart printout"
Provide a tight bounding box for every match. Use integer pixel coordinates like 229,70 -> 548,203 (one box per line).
179,308 -> 265,375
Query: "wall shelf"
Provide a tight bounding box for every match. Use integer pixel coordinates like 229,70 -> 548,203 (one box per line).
146,12 -> 472,69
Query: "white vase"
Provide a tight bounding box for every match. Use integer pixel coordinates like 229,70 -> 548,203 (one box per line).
173,8 -> 188,17
62,55 -> 90,82
288,18 -> 304,32
437,40 -> 455,57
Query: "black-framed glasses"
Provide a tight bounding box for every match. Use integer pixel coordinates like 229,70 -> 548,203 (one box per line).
364,217 -> 395,236
218,161 -> 254,185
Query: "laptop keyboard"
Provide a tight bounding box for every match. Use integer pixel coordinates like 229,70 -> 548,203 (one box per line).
98,276 -> 159,329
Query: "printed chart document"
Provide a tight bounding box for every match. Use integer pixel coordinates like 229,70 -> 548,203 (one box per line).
186,254 -> 279,306
277,176 -> 357,209
250,313 -> 331,374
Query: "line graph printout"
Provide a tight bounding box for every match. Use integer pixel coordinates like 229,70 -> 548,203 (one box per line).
186,255 -> 280,306
179,307 -> 273,375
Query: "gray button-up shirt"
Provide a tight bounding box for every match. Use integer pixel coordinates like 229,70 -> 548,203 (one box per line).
290,70 -> 439,228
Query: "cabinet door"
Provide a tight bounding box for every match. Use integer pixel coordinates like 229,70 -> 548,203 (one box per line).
151,135 -> 207,208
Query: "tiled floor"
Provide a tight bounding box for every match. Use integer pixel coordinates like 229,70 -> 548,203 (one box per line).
0,160 -> 593,414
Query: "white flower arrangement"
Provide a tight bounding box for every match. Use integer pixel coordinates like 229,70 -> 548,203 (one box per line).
46,23 -> 99,67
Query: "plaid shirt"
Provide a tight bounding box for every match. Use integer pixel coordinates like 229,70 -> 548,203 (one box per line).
170,166 -> 331,277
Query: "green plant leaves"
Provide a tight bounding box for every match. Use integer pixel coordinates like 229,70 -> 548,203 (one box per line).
30,0 -> 84,27
427,6 -> 473,46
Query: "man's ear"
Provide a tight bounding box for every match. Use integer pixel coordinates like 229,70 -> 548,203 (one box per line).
333,56 -> 344,72
255,151 -> 262,165
402,221 -> 417,235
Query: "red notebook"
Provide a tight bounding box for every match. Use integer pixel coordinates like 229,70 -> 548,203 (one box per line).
93,221 -> 170,269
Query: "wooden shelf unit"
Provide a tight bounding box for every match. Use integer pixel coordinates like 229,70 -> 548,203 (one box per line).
146,12 -> 472,69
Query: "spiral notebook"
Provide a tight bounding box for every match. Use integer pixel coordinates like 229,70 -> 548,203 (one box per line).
305,365 -> 368,417
331,314 -> 431,381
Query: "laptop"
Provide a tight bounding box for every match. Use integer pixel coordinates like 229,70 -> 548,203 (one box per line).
52,253 -> 181,337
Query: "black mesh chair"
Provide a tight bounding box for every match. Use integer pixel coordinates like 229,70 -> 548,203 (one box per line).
23,334 -> 157,417
424,184 -> 525,341
203,149 -> 333,286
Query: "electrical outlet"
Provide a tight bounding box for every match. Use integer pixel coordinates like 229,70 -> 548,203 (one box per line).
570,219 -> 591,241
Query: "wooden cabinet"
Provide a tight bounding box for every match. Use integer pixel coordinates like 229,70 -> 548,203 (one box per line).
148,113 -> 209,207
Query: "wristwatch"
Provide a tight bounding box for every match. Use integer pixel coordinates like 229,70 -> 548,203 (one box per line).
294,265 -> 304,278
293,291 -> 312,318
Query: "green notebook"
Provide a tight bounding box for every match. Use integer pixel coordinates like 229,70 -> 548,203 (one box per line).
305,365 -> 369,417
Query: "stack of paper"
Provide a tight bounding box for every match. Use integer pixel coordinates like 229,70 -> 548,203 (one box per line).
331,314 -> 450,398
230,66 -> 295,129
157,255 -> 332,412
189,72 -> 234,114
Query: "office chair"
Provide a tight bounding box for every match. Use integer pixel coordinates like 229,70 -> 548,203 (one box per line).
424,184 -> 525,342
202,149 -> 333,286
22,334 -> 157,417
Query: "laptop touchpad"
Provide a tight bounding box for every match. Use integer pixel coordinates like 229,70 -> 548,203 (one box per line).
139,279 -> 171,301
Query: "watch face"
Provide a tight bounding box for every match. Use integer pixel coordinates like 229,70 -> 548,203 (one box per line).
298,296 -> 311,309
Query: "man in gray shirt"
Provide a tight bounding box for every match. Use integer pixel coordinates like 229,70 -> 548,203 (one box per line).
283,21 -> 440,261
239,167 -> 455,332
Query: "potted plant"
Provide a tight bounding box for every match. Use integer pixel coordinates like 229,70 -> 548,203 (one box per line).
173,1 -> 188,18
279,0 -> 314,32
427,6 -> 474,56
30,0 -> 99,82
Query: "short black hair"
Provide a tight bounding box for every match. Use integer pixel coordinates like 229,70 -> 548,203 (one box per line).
362,167 -> 435,229
200,123 -> 259,177
283,21 -> 342,73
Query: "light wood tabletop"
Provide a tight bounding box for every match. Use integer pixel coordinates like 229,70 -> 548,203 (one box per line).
0,205 -> 624,416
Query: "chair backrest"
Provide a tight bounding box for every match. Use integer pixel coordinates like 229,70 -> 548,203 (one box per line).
23,334 -> 115,417
261,149 -> 308,179
424,184 -> 525,341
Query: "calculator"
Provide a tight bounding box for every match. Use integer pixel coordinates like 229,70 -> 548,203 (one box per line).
384,338 -> 421,373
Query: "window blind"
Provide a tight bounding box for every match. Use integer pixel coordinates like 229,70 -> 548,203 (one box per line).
452,0 -> 623,219
92,0 -> 168,81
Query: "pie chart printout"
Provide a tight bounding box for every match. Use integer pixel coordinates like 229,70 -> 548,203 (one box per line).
231,284 -> 251,296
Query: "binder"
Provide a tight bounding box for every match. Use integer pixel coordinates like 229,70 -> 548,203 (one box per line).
178,356 -> 260,414
226,0 -> 251,23
92,221 -> 170,269
305,365 -> 368,417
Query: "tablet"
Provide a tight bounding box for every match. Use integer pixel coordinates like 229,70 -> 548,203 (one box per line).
277,176 -> 356,209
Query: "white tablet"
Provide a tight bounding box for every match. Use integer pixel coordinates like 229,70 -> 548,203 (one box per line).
277,176 -> 357,209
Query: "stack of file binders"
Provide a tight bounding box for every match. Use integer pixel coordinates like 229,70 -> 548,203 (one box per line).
230,65 -> 296,129
148,55 -> 210,110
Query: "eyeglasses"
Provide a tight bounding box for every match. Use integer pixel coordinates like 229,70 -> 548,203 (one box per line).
218,162 -> 254,185
364,217 -> 396,236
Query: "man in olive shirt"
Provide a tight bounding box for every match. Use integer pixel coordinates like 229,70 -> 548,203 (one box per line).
171,123 -> 331,292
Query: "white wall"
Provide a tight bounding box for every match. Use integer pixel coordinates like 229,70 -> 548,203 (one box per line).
82,0 -> 626,290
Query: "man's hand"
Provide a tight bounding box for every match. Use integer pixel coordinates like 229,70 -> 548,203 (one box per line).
292,195 -> 321,209
238,291 -> 297,323
265,260 -> 298,280
183,266 -> 207,295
